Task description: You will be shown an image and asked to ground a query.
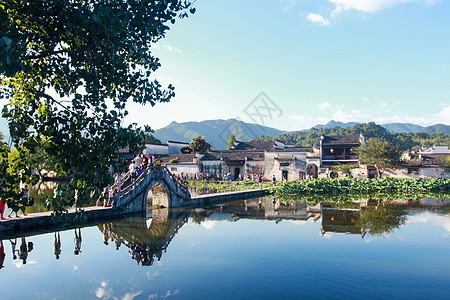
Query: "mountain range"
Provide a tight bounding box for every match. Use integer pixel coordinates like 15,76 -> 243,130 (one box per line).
153,119 -> 285,150
153,119 -> 450,149
313,120 -> 450,134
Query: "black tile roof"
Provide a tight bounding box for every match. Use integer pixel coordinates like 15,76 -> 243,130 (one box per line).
231,141 -> 274,151
201,150 -> 265,162
322,135 -> 361,145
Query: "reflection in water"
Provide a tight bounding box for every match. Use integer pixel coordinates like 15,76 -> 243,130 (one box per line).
0,196 -> 448,300
100,208 -> 190,266
94,197 -> 448,267
54,232 -> 61,259
1,197 -> 448,269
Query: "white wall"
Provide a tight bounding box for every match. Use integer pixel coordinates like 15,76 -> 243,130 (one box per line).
144,144 -> 169,155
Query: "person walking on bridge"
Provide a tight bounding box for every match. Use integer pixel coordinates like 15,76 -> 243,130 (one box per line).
129,160 -> 137,182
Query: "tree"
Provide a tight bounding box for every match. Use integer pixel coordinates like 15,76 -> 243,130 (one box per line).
144,127 -> 162,145
356,138 -> 401,177
331,163 -> 356,178
443,156 -> 450,172
189,136 -> 211,153
227,134 -> 236,150
0,1 -> 195,212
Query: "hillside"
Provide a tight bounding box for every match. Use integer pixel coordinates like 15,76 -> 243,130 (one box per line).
153,119 -> 285,149
313,120 -> 450,134
382,123 -> 424,133
252,122 -> 450,151
313,120 -> 359,129
422,124 -> 450,134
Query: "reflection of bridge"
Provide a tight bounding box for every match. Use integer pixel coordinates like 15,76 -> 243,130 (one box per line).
114,166 -> 191,213
105,208 -> 190,266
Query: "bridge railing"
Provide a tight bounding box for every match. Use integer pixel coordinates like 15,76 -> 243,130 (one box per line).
113,165 -> 190,201
163,166 -> 190,195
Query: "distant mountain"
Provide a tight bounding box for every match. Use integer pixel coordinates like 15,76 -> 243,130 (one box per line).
422,124 -> 450,134
153,119 -> 285,150
382,123 -> 424,133
312,120 -> 450,134
313,120 -> 360,129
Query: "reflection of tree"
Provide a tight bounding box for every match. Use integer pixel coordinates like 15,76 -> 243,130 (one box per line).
190,209 -> 209,224
358,202 -> 407,236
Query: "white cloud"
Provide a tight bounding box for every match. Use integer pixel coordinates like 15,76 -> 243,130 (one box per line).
318,102 -> 333,111
163,45 -> 181,53
14,260 -> 37,268
433,105 -> 450,124
146,271 -> 159,280
291,220 -> 307,225
95,288 -> 106,298
290,115 -> 329,130
122,291 -> 143,300
329,0 -> 439,14
407,212 -> 450,233
201,220 -> 217,230
307,13 -> 330,26
379,102 -> 388,107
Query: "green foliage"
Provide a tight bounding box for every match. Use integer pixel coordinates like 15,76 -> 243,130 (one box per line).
169,157 -> 179,164
443,156 -> 450,172
188,180 -> 272,193
227,134 -> 236,150
188,136 -> 211,153
0,1 -> 195,212
180,146 -> 191,154
357,138 -> 401,175
274,177 -> 450,196
144,128 -> 162,145
251,122 -> 450,151
331,163 -> 356,177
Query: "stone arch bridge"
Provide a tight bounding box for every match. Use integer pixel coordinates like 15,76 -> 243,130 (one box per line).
113,166 -> 191,214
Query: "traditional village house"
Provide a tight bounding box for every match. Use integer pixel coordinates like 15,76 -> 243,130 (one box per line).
395,148 -> 450,179
165,154 -> 198,178
230,141 -> 320,181
163,140 -> 321,181
167,140 -> 190,154
320,134 -> 364,167
161,139 -> 450,180
144,143 -> 170,156
419,145 -> 450,154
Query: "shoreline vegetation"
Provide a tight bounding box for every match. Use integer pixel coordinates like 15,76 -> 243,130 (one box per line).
187,178 -> 450,203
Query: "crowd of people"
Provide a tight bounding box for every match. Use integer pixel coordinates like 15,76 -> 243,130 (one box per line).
0,237 -> 33,267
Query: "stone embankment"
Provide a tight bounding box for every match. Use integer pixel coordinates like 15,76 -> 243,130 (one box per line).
0,188 -> 270,237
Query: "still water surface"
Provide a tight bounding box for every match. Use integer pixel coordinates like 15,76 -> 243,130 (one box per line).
1,198 -> 449,299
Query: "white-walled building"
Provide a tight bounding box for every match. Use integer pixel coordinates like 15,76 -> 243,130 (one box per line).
164,141 -> 321,181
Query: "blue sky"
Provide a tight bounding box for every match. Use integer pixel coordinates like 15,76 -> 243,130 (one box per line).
122,0 -> 450,131
1,0 -> 448,135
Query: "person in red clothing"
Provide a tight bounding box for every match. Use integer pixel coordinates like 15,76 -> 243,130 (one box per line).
0,196 -> 6,220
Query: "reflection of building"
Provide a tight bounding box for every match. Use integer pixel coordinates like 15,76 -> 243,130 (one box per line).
320,207 -> 363,236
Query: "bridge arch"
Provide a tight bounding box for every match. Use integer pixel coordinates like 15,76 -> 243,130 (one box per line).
114,166 -> 191,213
144,179 -> 171,209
